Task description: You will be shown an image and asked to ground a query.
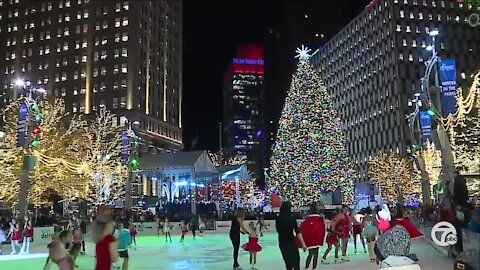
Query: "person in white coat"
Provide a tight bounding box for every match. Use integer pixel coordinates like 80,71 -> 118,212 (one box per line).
374,225 -> 421,270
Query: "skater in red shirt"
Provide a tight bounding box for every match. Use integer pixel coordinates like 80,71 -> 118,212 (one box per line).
297,203 -> 326,270
92,216 -> 118,270
321,208 -> 341,264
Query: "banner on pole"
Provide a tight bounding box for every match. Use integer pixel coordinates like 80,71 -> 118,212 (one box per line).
120,131 -> 130,163
420,111 -> 432,142
17,103 -> 29,147
439,59 -> 457,116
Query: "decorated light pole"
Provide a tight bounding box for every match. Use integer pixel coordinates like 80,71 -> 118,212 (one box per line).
122,120 -> 140,210
15,79 -> 46,219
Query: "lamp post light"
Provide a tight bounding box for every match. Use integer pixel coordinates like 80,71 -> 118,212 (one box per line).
14,78 -> 47,221
124,119 -> 140,210
408,29 -> 456,203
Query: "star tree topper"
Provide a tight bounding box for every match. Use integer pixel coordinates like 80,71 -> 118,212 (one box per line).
295,45 -> 319,60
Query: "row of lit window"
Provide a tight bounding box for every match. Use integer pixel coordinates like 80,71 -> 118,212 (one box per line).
399,9 -> 463,22
394,0 -> 469,10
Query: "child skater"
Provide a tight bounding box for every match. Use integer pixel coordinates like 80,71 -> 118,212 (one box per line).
9,218 -> 22,255
243,222 -> 262,270
164,218 -> 172,243
179,219 -> 188,243
20,216 -> 34,254
129,221 -> 137,250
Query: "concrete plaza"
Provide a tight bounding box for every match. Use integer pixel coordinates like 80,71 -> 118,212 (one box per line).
0,232 -> 455,270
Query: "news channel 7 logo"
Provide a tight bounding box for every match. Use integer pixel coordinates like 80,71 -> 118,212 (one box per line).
431,221 -> 458,247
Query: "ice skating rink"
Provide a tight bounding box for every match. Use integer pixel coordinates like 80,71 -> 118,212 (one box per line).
0,232 -> 454,269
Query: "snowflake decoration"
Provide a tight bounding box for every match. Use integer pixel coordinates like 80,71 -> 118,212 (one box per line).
295,45 -> 319,60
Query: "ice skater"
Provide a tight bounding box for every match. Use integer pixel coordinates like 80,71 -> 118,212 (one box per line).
362,207 -> 378,262
20,216 -> 34,254
256,214 -> 267,237
298,202 -> 326,270
8,218 -> 22,255
321,210 -> 340,264
198,216 -> 205,237
351,210 -> 366,254
157,217 -> 163,237
335,205 -> 352,262
0,225 -> 6,255
243,222 -> 262,270
377,204 -> 391,233
180,219 -> 188,243
129,221 -> 137,250
163,218 -> 172,242
115,221 -> 132,270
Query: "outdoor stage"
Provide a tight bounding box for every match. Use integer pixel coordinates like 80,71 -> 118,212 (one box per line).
0,232 -> 454,270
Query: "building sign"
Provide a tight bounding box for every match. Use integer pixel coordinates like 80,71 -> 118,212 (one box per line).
439,59 -> 458,117
233,58 -> 264,75
17,103 -> 29,147
420,111 -> 433,142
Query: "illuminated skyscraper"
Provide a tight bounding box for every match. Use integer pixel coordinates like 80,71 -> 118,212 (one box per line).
223,44 -> 266,179
0,0 -> 183,150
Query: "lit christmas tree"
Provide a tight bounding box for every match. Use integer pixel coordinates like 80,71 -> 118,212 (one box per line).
269,46 -> 355,206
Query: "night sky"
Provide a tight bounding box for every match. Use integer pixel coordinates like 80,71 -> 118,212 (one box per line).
183,0 -> 371,151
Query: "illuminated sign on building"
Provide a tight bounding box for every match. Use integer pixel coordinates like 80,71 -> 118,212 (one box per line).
233,58 -> 265,65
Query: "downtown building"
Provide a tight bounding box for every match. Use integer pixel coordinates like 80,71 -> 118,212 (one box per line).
0,0 -> 183,151
312,0 -> 480,191
223,44 -> 266,180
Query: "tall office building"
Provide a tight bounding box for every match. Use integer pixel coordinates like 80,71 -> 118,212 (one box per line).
312,0 -> 480,185
0,0 -> 183,150
223,44 -> 266,179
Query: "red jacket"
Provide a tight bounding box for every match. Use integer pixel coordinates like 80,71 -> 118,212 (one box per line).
296,214 -> 325,248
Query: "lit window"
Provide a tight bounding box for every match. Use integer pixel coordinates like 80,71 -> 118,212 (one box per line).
409,54 -> 413,61
122,33 -> 128,41
412,40 -> 417,47
65,14 -> 70,21
410,12 -> 414,19
100,82 -> 106,91
45,45 -> 50,54
113,97 -> 118,108
57,28 -> 62,38
83,10 -> 89,19
93,68 -> 99,77
73,87 -> 78,95
74,70 -> 79,80
64,27 -> 70,36
122,17 -> 128,26
46,31 -> 51,39
406,26 -> 411,32
93,83 -> 98,93
101,50 -> 107,59
63,42 -> 69,51
440,42 -> 445,49
121,64 -> 127,73
95,22 -> 100,31
429,13 -> 433,20
81,55 -> 87,63
121,79 -> 127,89
455,16 -> 460,22
28,34 -> 34,42
399,53 -> 404,60
120,97 -> 126,108
101,66 -> 106,75
81,68 -> 86,78
113,64 -> 119,74
115,3 -> 121,12
75,41 -> 80,49
59,0 -> 63,8
94,52 -> 99,61
114,49 -> 119,58
102,37 -> 107,45
77,11 -> 81,20
121,48 -> 127,57
402,39 -> 407,46
400,10 -> 404,18
82,39 -> 88,48
102,20 -> 108,29
80,87 -> 86,94
115,33 -> 120,42
11,52 -> 16,60
460,72 -> 466,79
83,24 -> 88,33
61,72 -> 67,81
123,2 -> 129,10
102,6 -> 108,15
65,0 -> 70,7
113,81 -> 119,90
55,73 -> 60,82
115,18 -> 120,27
438,14 -> 442,21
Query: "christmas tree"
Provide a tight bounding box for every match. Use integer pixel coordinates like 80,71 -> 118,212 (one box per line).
269,46 -> 355,206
